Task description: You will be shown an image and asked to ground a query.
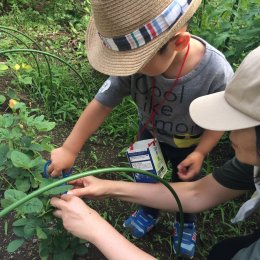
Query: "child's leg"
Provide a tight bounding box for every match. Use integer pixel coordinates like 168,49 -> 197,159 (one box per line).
166,146 -> 200,258
135,126 -> 160,218
124,126 -> 161,238
168,146 -> 201,222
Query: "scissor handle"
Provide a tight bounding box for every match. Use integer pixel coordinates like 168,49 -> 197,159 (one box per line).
43,160 -> 73,179
62,169 -> 73,178
43,160 -> 51,178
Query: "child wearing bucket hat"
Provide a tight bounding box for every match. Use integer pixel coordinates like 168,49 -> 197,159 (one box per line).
49,0 -> 233,257
51,46 -> 260,260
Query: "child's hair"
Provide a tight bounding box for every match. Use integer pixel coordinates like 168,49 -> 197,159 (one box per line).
159,42 -> 169,54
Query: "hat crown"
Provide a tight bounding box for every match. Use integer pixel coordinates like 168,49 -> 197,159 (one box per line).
225,46 -> 260,121
91,0 -> 173,37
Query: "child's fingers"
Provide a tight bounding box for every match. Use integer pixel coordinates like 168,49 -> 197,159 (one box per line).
50,169 -> 62,177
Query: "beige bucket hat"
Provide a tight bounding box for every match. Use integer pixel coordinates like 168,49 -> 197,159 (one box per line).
86,0 -> 202,76
190,46 -> 260,131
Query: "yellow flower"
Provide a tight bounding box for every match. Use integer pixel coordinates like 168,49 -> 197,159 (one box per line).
9,99 -> 18,109
13,64 -> 20,71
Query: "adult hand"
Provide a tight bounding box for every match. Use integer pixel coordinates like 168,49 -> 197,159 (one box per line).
67,176 -> 111,199
48,146 -> 77,177
177,151 -> 205,181
51,195 -> 105,243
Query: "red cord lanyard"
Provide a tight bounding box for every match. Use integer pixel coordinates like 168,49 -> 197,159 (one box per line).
130,43 -> 190,150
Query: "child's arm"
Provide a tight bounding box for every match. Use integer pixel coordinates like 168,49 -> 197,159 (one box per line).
49,99 -> 112,176
51,195 -> 155,260
177,130 -> 224,180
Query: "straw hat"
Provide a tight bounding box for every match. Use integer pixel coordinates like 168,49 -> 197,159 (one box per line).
190,46 -> 260,131
86,0 -> 202,76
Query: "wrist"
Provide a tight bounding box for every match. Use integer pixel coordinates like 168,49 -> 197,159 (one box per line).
62,143 -> 79,157
193,149 -> 207,158
105,180 -> 117,197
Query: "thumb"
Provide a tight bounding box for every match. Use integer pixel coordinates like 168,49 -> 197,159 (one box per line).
60,194 -> 74,201
178,157 -> 192,170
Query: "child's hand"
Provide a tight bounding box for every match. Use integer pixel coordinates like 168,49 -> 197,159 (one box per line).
51,195 -> 105,242
177,151 -> 205,181
48,146 -> 77,177
67,176 -> 111,199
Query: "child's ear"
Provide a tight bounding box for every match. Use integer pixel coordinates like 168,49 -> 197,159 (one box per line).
174,32 -> 191,51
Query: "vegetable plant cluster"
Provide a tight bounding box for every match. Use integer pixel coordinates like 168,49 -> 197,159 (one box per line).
0,95 -> 88,259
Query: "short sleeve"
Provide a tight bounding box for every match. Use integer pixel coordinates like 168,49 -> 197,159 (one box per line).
95,76 -> 131,107
212,157 -> 255,190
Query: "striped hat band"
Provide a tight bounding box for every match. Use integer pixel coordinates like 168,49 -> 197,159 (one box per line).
99,0 -> 190,52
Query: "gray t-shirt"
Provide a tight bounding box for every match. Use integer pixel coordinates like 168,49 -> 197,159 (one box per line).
96,36 -> 233,148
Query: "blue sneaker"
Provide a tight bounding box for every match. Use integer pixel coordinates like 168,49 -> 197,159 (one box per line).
172,221 -> 196,259
123,209 -> 159,238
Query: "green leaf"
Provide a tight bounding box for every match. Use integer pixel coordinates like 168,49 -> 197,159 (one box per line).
22,198 -> 43,214
15,178 -> 30,192
75,244 -> 88,256
29,143 -> 44,152
3,114 -> 14,128
13,218 -> 28,227
11,151 -> 32,169
0,95 -> 6,105
29,156 -> 44,169
36,226 -> 48,240
0,64 -> 8,71
24,221 -> 36,239
53,249 -> 74,260
13,226 -> 25,237
43,185 -> 73,196
5,189 -> 26,202
1,198 -> 12,208
20,136 -> 33,148
0,128 -> 10,139
7,88 -> 18,99
19,76 -> 32,85
7,239 -> 25,253
1,190 -> 26,210
23,219 -> 41,239
10,127 -> 23,139
39,240 -> 49,258
0,144 -> 9,166
6,167 -> 26,179
35,121 -> 56,132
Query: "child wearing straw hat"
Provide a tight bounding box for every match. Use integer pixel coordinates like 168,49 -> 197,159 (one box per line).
49,0 -> 233,257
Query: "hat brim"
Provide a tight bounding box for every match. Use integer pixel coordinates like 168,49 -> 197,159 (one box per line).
85,0 -> 201,76
189,91 -> 260,131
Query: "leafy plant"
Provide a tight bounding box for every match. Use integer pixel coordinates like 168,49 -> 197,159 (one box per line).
190,0 -> 260,65
0,95 -> 88,259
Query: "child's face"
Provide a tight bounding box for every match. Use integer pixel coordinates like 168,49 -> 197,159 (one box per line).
230,127 -> 260,166
138,44 -> 177,77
